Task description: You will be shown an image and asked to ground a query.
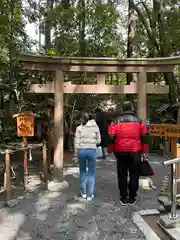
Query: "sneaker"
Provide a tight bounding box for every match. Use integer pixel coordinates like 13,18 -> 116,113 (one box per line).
128,198 -> 136,205
87,195 -> 94,201
81,193 -> 87,199
119,198 -> 128,206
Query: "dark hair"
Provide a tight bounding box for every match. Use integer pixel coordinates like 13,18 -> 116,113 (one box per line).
80,112 -> 89,125
94,108 -> 102,113
89,113 -> 93,120
122,101 -> 133,112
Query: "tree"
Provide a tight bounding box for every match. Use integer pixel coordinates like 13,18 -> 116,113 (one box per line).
129,0 -> 180,103
0,0 -> 31,142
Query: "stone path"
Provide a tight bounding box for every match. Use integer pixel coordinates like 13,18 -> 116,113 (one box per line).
0,154 -> 167,240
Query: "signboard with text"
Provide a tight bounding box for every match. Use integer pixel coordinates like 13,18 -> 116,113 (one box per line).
150,124 -> 180,138
13,112 -> 35,137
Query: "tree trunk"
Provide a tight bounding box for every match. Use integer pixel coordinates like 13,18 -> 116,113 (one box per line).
38,0 -> 42,52
155,1 -> 177,103
78,0 -> 86,57
163,72 -> 177,104
146,0 -> 157,82
126,0 -> 137,101
129,0 -> 178,103
45,0 -> 54,51
126,0 -> 136,84
7,0 -> 15,125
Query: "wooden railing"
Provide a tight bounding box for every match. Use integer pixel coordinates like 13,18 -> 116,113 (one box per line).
0,141 -> 48,206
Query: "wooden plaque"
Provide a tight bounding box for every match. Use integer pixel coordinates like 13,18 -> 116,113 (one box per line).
150,124 -> 180,137
149,124 -> 166,136
13,112 -> 35,137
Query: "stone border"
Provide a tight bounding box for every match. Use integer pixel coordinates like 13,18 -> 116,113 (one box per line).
157,221 -> 178,240
138,209 -> 160,216
132,209 -> 161,240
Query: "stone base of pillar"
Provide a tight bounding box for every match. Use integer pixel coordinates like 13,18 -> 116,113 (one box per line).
159,214 -> 180,229
158,220 -> 180,240
53,167 -> 63,182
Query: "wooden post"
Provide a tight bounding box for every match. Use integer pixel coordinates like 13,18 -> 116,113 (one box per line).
23,137 -> 28,189
137,72 -> 147,121
176,143 -> 180,194
4,150 -> 11,204
42,140 -> 48,183
97,74 -> 106,85
54,71 -> 64,181
170,137 -> 176,159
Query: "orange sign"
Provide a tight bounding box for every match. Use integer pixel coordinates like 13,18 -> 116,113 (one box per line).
150,124 -> 180,137
13,112 -> 35,137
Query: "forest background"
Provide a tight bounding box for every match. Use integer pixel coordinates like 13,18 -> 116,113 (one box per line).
0,0 -> 180,145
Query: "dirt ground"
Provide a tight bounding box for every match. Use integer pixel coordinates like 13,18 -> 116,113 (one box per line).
0,154 -> 168,240
0,149 -> 76,202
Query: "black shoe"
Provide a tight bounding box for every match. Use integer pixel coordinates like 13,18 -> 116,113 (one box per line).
119,198 -> 128,206
128,198 -> 136,205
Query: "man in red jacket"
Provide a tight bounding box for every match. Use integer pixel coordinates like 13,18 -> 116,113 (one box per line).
108,102 -> 148,206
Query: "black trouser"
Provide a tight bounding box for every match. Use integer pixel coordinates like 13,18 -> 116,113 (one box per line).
115,152 -> 141,199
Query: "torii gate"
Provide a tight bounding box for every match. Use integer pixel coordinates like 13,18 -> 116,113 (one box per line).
19,54 -> 180,181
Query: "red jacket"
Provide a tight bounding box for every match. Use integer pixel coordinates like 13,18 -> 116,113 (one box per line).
108,112 -> 148,153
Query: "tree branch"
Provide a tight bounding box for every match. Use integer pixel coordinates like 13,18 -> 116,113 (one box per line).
129,0 -> 161,54
157,11 -> 170,56
137,1 -> 152,28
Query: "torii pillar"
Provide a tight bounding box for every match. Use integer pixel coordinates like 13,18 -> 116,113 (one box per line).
137,72 -> 147,121
54,71 -> 64,182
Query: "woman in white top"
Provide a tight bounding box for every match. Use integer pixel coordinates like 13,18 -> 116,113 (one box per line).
74,112 -> 101,201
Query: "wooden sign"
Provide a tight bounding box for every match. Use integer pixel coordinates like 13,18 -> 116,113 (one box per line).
13,112 -> 36,137
150,124 -> 180,137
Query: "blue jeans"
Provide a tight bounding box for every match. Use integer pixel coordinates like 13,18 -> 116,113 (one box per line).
78,149 -> 96,197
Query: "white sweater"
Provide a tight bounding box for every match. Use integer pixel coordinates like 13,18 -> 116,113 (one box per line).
74,120 -> 101,150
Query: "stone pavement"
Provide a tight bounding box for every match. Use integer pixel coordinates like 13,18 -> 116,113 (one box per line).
0,154 -> 168,240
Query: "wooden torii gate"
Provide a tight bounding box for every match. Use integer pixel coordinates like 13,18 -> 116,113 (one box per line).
19,54 -> 180,181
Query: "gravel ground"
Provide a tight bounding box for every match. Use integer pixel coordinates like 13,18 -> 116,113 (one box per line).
0,154 -> 168,240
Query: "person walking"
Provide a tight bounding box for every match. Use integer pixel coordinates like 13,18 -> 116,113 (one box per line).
95,108 -> 108,159
74,112 -> 101,201
108,102 -> 148,206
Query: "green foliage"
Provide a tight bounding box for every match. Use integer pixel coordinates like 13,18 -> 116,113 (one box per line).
0,0 -> 32,142
0,0 -> 180,143
45,1 -> 124,57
